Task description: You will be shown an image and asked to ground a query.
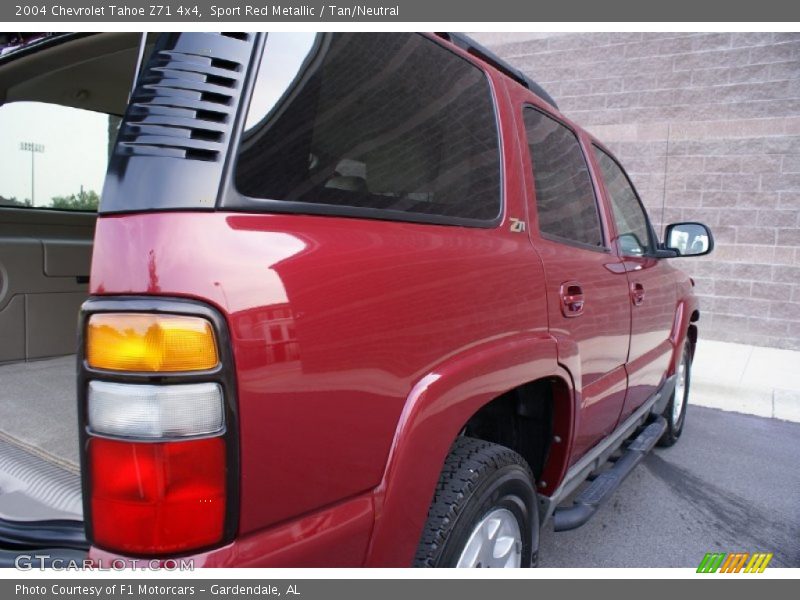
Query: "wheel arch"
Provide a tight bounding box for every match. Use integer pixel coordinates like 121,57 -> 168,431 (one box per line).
364,332 -> 574,566
669,296 -> 700,374
687,308 -> 700,361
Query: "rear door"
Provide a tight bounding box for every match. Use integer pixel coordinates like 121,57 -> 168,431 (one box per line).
519,105 -> 631,461
590,144 -> 678,422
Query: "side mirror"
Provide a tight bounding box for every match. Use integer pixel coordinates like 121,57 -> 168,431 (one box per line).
664,222 -> 714,257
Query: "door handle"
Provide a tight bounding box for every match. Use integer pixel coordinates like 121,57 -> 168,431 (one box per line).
560,282 -> 585,317
631,282 -> 645,306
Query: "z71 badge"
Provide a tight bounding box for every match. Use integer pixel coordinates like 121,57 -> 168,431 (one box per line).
510,218 -> 526,233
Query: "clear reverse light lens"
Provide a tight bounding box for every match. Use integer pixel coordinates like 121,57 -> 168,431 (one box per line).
88,381 -> 224,439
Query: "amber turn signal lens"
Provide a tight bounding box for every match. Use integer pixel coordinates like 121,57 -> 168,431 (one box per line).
87,313 -> 218,372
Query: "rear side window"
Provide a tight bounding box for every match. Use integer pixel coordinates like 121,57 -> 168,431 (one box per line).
523,108 -> 603,248
235,33 -> 501,223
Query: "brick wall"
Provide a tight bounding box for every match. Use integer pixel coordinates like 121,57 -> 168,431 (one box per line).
473,32 -> 800,350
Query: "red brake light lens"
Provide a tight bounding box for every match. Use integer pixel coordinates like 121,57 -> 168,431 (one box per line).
89,437 -> 226,555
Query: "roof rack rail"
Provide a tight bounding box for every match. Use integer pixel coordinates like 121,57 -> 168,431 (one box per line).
436,32 -> 559,110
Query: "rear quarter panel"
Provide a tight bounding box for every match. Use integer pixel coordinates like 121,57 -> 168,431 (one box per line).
90,199 -> 549,539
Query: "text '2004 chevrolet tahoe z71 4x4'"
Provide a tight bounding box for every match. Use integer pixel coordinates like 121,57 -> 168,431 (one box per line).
0,32 -> 713,568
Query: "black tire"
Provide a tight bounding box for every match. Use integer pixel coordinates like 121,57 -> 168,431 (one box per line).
658,341 -> 691,447
414,437 -> 539,568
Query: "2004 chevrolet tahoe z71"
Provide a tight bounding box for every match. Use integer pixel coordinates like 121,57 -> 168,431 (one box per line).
0,32 -> 713,568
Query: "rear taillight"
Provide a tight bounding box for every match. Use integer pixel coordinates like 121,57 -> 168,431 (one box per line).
89,437 -> 226,554
81,309 -> 234,556
87,313 -> 218,372
87,381 -> 224,439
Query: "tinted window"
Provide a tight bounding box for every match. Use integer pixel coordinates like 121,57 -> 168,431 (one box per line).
236,33 -> 501,222
593,146 -> 652,256
0,102 -> 115,211
523,108 -> 602,247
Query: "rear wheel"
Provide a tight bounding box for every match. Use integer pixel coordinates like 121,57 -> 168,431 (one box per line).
658,340 -> 691,447
414,437 -> 538,568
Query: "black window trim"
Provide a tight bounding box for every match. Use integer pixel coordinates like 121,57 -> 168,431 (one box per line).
521,104 -> 610,254
591,142 -> 658,256
220,32 -> 505,230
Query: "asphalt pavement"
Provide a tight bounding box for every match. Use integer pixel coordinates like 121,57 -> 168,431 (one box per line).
539,405 -> 800,567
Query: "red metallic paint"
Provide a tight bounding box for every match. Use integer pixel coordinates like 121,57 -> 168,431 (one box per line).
89,493 -> 374,568
614,255 -> 679,422
669,272 -> 700,372
528,236 -> 632,462
85,35 -> 700,567
366,334 -> 564,566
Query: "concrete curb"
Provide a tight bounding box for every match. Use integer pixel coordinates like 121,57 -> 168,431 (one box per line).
689,339 -> 800,423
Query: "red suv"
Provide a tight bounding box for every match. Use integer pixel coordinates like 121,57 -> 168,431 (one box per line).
0,32 -> 712,568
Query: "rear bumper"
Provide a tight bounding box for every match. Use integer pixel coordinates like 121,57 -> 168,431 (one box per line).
88,492 -> 376,568
0,517 -> 88,569
0,517 -> 87,550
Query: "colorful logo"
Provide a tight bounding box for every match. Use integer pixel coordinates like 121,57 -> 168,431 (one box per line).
697,552 -> 773,573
